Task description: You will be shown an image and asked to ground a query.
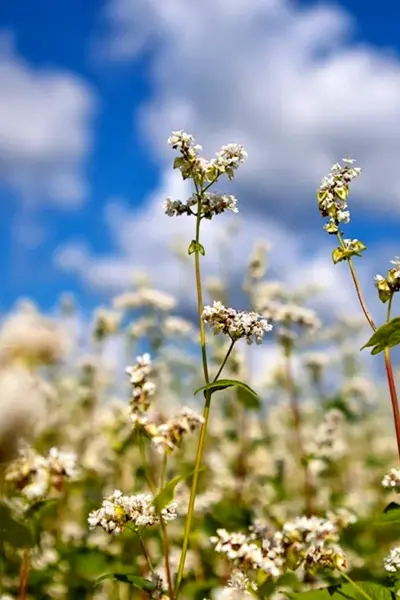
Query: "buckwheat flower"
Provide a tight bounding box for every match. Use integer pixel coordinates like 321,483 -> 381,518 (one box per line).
201,193 -> 239,218
220,569 -> 257,597
215,143 -> 248,178
93,308 -> 121,340
0,309 -> 68,367
305,544 -> 347,572
0,366 -> 46,463
163,196 -> 197,217
126,353 -> 156,417
151,407 -> 204,453
46,447 -> 78,489
384,547 -> 400,572
88,490 -> 177,534
114,288 -> 176,312
202,301 -> 272,345
163,316 -> 194,337
317,159 -> 361,233
382,468 -> 400,490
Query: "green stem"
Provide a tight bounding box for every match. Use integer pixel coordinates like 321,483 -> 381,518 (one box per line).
341,572 -> 373,600
136,531 -> 154,574
175,198 -> 211,597
213,339 -> 235,382
138,438 -> 175,600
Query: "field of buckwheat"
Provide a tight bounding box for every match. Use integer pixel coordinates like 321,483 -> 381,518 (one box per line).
1,130 -> 400,600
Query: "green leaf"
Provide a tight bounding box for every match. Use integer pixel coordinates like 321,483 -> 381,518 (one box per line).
0,503 -> 35,548
153,474 -> 185,512
288,582 -> 392,600
194,379 -> 259,406
361,317 -> 400,355
96,573 -> 154,590
236,384 -> 261,410
374,506 -> 400,525
173,157 -> 185,170
153,467 -> 205,512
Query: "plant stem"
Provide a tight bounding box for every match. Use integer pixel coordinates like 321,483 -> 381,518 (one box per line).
213,339 -> 235,382
175,200 -> 211,597
336,233 -> 400,460
284,345 -> 313,516
138,437 -> 175,600
18,549 -> 29,600
341,571 -> 373,600
136,531 -> 154,573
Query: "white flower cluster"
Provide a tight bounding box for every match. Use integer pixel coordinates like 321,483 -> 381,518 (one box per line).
202,301 -> 272,345
167,131 -> 247,184
259,301 -> 321,331
88,489 -> 177,535
210,515 -> 348,580
307,409 -> 347,463
5,446 -> 78,501
126,353 -> 156,421
317,158 -> 361,234
382,468 -> 400,490
384,547 -> 400,572
164,192 -> 238,219
114,289 -> 176,312
92,308 -> 121,340
150,407 -> 205,454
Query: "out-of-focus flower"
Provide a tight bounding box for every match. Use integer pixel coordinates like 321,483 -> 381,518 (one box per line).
5,446 -> 78,500
382,468 -> 400,490
114,289 -> 176,312
151,407 -> 204,453
384,547 -> 400,572
0,309 -> 68,367
92,308 -> 121,341
0,367 -> 46,463
126,353 -> 156,421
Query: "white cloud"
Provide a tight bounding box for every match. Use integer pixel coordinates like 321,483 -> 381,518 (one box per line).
0,33 -> 96,207
102,0 -> 400,218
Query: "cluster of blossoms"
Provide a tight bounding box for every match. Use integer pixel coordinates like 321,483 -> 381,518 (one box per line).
114,288 -> 176,312
210,515 -> 349,584
168,130 -> 248,184
374,257 -> 400,303
317,158 -> 361,234
126,354 -> 203,451
5,446 -> 78,501
126,353 -> 156,422
202,301 -> 272,345
259,301 -> 321,337
164,192 -> 238,219
92,308 -> 121,341
384,547 -> 400,573
88,489 -> 177,535
307,409 -> 347,463
148,407 -> 204,454
381,468 -> 400,490
317,159 -> 366,264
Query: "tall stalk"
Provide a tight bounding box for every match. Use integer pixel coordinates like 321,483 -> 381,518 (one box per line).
175,199 -> 210,597
336,232 -> 400,460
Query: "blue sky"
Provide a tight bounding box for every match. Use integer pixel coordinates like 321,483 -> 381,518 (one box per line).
1,0 -> 400,322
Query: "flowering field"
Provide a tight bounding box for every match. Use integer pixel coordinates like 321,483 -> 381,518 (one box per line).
1,132 -> 400,600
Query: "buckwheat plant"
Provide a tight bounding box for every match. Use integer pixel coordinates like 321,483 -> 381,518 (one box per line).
165,131 -> 272,596
317,159 -> 400,459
